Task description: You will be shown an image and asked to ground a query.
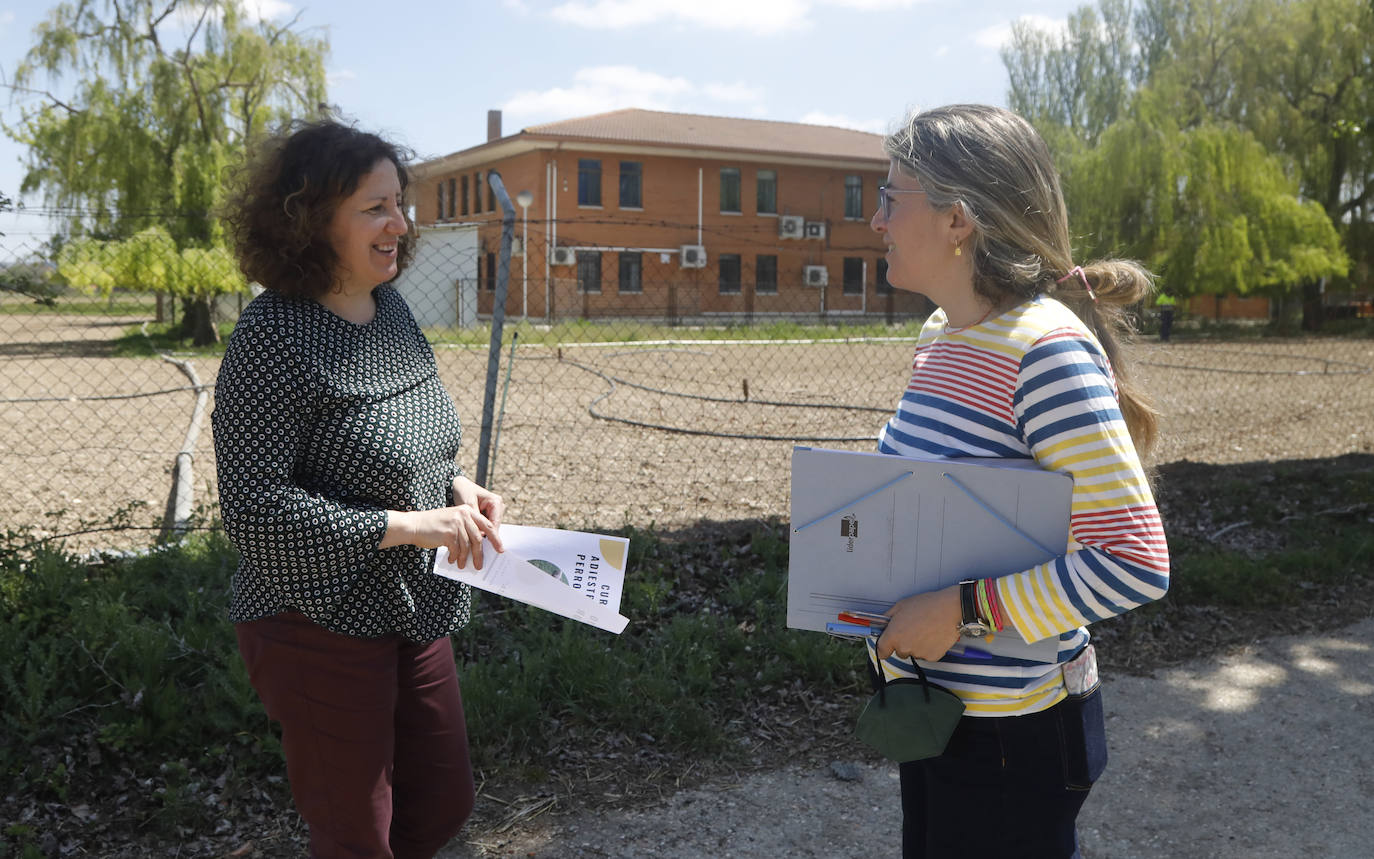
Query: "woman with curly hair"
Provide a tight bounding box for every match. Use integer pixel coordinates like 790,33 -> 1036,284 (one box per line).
867,104 -> 1169,858
213,118 -> 503,858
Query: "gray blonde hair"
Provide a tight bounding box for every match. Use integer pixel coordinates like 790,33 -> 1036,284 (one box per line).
884,104 -> 1159,456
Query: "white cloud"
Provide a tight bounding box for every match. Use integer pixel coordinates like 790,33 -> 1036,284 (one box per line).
825,0 -> 920,9
973,14 -> 1064,50
502,0 -> 532,13
550,0 -> 810,33
799,111 -> 886,134
240,0 -> 294,21
0,11 -> 15,35
327,68 -> 356,87
547,0 -> 924,33
702,82 -> 766,104
503,65 -> 769,122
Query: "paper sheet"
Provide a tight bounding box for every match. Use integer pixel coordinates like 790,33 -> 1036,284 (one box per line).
433,524 -> 630,634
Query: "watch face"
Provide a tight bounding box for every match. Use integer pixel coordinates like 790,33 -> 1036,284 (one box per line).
959,622 -> 991,638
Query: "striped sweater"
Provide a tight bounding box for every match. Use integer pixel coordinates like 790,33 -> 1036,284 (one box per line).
867,295 -> 1169,716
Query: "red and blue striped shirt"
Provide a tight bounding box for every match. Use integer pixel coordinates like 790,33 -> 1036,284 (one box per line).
868,295 -> 1169,716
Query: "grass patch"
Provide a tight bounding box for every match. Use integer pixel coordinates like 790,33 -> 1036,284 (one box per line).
2,456 -> 1372,852
109,320 -> 237,357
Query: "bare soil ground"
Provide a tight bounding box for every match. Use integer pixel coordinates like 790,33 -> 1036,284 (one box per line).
5,313 -> 1373,552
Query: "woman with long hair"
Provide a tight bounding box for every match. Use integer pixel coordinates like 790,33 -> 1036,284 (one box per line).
869,104 -> 1169,858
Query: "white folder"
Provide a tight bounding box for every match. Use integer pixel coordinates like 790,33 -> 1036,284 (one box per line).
787,446 -> 1072,661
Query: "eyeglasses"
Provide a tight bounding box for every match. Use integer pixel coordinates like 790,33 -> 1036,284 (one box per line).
877,184 -> 928,219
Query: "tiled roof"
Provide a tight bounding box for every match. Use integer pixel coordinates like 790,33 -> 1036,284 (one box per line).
520,108 -> 887,162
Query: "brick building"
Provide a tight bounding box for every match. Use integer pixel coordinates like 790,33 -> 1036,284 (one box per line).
412,108 -> 930,323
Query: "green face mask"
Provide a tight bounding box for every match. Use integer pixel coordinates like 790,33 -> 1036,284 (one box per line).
855,658 -> 965,763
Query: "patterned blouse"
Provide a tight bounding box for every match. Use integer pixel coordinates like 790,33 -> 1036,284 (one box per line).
211,284 -> 470,641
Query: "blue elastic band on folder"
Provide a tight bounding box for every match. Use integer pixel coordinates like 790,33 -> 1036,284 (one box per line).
792,471 -> 915,533
941,471 -> 1058,556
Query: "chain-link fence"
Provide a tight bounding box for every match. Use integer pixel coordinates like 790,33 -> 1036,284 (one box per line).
4,205 -> 1373,553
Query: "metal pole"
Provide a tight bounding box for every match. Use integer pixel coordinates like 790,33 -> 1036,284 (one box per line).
476,171 -> 515,488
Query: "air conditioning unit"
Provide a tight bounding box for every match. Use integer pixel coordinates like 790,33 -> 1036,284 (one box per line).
804,221 -> 827,240
804,265 -> 828,287
550,246 -> 575,266
680,244 -> 707,269
779,215 -> 804,239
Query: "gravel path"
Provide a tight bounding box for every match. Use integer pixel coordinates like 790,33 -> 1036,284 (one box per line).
442,616 -> 1374,858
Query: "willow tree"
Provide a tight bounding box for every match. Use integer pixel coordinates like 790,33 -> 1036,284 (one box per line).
1005,0 -> 1371,326
1065,112 -> 1349,299
4,0 -> 327,344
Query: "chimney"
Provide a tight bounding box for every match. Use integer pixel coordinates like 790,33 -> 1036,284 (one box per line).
487,110 -> 502,142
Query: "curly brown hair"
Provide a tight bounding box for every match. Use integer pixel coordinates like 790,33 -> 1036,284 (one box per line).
222,119 -> 416,299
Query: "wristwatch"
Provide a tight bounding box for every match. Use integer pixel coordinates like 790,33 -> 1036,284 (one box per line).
957,579 -> 992,638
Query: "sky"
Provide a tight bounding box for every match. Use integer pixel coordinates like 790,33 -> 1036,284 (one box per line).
0,0 -> 1083,256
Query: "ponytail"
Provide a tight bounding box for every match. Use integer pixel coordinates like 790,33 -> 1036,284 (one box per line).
1050,260 -> 1159,458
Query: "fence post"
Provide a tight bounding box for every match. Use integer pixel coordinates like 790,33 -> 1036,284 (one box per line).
476,171 -> 516,488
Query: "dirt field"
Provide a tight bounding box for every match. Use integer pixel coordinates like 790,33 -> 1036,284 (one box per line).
3,309 -> 1373,551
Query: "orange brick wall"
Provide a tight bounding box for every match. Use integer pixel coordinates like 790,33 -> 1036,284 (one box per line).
419,147 -> 930,320
1184,294 -> 1272,320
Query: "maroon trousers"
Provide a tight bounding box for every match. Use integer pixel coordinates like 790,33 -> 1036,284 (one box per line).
235,612 -> 476,859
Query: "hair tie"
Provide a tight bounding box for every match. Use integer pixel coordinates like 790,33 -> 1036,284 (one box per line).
1057,266 -> 1096,302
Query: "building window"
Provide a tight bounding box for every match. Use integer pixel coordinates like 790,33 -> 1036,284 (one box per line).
473,172 -> 482,215
756,255 -> 778,294
437,182 -> 445,221
446,178 -> 456,219
460,175 -> 469,216
844,175 -> 864,219
718,253 -> 742,294
487,176 -> 496,213
843,257 -> 864,295
756,169 -> 777,215
576,251 -> 602,293
484,252 -> 497,292
578,159 -> 602,206
619,162 -> 642,208
618,252 -> 642,293
876,258 -> 893,295
720,167 -> 741,213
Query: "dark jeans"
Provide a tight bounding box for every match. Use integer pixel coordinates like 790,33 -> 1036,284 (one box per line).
899,689 -> 1107,859
1159,308 -> 1175,341
236,612 -> 475,859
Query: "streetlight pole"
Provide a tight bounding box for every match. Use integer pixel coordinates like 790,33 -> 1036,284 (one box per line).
516,190 -> 533,320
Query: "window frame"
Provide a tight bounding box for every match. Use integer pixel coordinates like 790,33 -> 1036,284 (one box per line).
576,250 -> 602,294
578,159 -> 603,207
618,161 -> 643,209
756,169 -> 777,216
844,175 -> 864,220
719,167 -> 742,214
842,257 -> 865,295
755,254 -> 778,295
718,253 -> 742,295
617,252 -> 643,294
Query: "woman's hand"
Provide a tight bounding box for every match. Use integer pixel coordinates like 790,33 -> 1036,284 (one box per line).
452,475 -> 504,534
382,479 -> 504,569
875,584 -> 962,662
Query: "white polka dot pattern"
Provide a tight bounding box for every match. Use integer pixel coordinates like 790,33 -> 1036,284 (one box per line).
212,284 -> 470,641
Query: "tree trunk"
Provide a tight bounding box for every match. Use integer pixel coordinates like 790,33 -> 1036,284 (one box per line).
178,296 -> 220,346
1300,279 -> 1325,332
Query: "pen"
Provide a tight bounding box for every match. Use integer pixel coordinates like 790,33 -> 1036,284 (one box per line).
838,610 -> 891,626
825,621 -> 877,639
947,644 -> 995,661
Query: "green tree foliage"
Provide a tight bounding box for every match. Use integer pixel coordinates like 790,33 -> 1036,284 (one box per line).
4,0 -> 327,343
1068,116 -> 1348,294
1003,0 -> 1370,316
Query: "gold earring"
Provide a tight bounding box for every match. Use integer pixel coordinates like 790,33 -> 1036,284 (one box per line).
954,240 -> 962,257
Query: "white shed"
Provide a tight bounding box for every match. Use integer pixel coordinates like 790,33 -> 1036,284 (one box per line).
394,223 -> 479,329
